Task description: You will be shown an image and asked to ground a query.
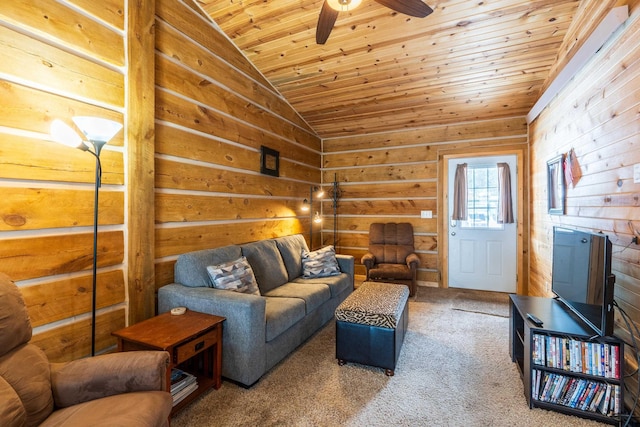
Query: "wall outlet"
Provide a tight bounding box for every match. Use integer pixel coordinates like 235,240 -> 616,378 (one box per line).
420,210 -> 433,219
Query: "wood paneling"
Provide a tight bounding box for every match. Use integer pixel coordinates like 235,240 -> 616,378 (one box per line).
529,3 -> 640,414
31,308 -> 125,363
0,134 -> 124,185
156,193 -> 301,223
0,0 -> 126,360
0,0 -> 124,67
21,270 -> 125,327
156,219 -> 305,259
154,0 -> 321,293
323,118 -> 527,285
0,188 -> 124,230
0,25 -> 124,107
0,231 -> 124,281
201,0 -> 579,138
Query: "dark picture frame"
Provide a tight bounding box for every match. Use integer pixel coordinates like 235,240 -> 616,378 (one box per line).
547,154 -> 565,215
260,145 -> 279,177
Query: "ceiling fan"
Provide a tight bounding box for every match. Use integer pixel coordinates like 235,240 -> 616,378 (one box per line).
316,0 -> 433,44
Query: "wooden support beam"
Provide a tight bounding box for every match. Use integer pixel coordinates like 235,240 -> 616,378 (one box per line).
127,0 -> 156,324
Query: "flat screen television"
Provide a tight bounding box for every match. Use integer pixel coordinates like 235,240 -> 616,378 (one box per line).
551,226 -> 615,336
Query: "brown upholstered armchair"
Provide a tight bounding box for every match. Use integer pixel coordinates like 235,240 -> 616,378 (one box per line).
361,223 -> 420,296
0,272 -> 173,427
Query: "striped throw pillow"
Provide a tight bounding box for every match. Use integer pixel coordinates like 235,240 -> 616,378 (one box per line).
207,256 -> 260,295
302,246 -> 341,278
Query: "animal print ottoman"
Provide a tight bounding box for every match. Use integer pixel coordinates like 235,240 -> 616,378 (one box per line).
335,281 -> 409,376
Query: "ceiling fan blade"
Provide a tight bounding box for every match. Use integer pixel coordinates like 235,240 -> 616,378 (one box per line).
374,0 -> 433,17
316,0 -> 339,44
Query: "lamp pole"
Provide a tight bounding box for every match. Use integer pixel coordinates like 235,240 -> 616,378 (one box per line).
87,141 -> 105,357
50,117 -> 121,357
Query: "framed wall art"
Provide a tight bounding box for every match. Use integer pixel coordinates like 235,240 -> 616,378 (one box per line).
547,154 -> 565,215
260,145 -> 279,177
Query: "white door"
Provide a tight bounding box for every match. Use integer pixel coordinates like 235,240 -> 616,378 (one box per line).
447,155 -> 517,293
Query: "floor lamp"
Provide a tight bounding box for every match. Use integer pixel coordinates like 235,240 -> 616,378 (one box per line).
50,117 -> 123,356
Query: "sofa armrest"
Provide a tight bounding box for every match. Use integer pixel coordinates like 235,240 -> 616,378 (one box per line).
406,253 -> 420,270
361,252 -> 375,269
50,351 -> 169,408
336,254 -> 355,287
157,284 -> 267,386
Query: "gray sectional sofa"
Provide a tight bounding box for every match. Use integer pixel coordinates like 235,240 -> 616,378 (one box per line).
157,234 -> 354,387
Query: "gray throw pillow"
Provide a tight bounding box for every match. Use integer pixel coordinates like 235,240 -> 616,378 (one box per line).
206,256 -> 260,295
301,246 -> 341,278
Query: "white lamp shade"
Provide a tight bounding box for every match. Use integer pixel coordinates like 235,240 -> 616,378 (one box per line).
72,116 -> 123,143
327,0 -> 362,11
50,119 -> 84,148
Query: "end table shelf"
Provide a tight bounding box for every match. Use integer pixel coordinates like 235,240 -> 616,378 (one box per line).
112,310 -> 225,416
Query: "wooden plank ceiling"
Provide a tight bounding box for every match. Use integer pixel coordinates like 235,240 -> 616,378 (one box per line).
197,0 -> 580,138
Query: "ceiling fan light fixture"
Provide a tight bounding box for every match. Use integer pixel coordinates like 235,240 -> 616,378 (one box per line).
327,0 -> 362,12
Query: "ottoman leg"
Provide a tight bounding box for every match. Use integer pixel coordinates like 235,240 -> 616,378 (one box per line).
385,369 -> 394,377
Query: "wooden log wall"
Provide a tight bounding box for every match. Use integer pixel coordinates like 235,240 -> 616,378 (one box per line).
529,1 -> 640,413
0,1 -> 126,361
153,0 -> 321,288
0,0 -> 319,362
322,117 -> 528,285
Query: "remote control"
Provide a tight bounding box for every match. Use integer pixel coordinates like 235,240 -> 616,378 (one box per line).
526,313 -> 543,327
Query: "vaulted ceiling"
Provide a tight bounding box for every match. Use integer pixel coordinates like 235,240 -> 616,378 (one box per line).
197,0 -> 581,138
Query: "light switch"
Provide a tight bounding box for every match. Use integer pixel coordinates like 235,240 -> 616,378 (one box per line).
420,210 -> 432,219
634,163 -> 640,184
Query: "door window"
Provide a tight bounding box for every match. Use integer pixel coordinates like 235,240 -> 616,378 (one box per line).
461,165 -> 503,230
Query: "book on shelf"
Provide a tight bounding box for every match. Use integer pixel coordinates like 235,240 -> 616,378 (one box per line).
170,368 -> 198,405
172,381 -> 199,406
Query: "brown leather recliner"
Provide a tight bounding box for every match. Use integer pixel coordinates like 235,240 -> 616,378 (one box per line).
361,223 -> 420,296
0,272 -> 173,427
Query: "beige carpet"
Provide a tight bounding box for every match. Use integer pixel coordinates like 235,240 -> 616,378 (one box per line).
171,286 -> 607,426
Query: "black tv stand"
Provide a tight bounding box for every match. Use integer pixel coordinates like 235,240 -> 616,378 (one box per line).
509,294 -> 624,425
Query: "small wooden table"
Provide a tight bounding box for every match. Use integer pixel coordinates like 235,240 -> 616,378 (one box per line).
112,310 -> 225,416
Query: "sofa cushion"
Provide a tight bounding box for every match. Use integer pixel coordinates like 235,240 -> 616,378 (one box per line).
207,256 -> 260,295
40,390 -> 172,427
175,246 -> 242,288
263,282 -> 330,314
274,234 -> 309,281
302,246 -> 341,278
264,297 -> 306,342
0,272 -> 32,358
242,240 -> 288,293
0,376 -> 26,427
0,344 -> 53,426
293,273 -> 352,298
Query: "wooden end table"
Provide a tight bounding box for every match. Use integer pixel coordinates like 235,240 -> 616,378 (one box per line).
112,310 -> 225,416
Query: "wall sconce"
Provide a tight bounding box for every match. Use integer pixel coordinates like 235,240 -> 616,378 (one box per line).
50,116 -> 123,357
329,174 -> 342,248
303,186 -> 324,249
